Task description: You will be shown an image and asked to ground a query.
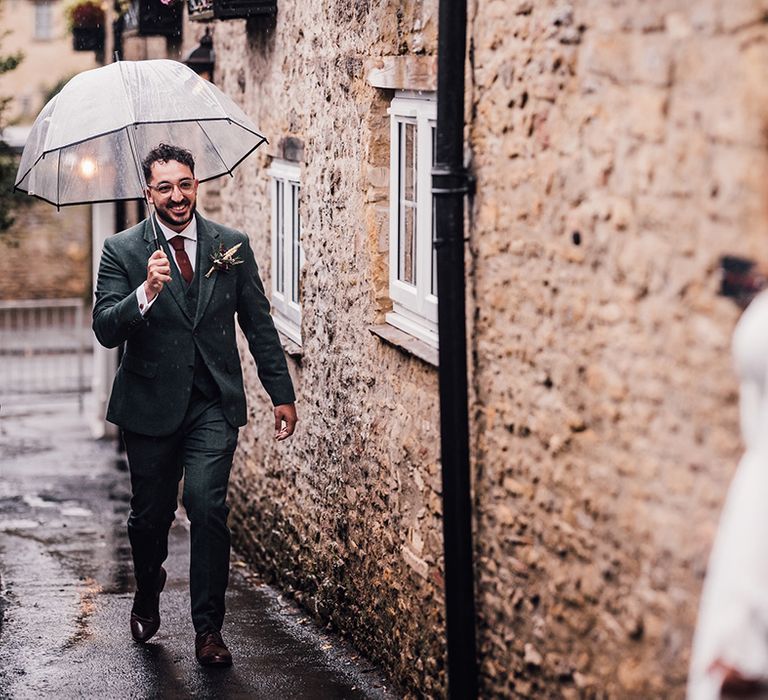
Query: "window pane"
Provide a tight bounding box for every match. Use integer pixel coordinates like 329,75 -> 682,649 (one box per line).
399,203 -> 417,285
431,124 -> 437,297
402,121 -> 416,202
398,120 -> 417,286
35,2 -> 53,40
291,182 -> 300,305
431,196 -> 437,296
276,179 -> 284,294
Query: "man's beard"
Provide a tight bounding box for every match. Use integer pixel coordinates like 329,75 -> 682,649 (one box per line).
156,201 -> 196,229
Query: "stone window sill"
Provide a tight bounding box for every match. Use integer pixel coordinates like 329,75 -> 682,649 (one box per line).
278,331 -> 303,361
369,323 -> 438,367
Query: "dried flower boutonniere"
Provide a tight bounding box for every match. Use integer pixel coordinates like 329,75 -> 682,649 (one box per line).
206,242 -> 244,278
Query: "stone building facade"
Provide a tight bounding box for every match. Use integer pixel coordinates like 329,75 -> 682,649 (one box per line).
0,0 -> 99,123
0,201 -> 91,300
0,0 -> 100,301
166,0 -> 766,697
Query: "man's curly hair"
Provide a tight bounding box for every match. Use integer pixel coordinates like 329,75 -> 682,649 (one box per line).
142,143 -> 196,183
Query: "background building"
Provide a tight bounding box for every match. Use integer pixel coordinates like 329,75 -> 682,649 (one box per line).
0,0 -> 98,301
0,0 -> 99,122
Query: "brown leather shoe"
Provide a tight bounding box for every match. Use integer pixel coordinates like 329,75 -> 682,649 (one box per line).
130,566 -> 167,643
195,630 -> 233,667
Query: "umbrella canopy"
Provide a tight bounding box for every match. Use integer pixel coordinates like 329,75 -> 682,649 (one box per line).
14,59 -> 267,206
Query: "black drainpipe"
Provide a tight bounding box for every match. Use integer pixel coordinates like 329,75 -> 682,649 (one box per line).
432,0 -> 478,698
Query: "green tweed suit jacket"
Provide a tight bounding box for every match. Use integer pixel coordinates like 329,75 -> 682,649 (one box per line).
93,213 -> 295,437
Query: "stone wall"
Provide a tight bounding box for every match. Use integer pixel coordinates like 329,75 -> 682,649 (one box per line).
469,1 -> 766,697
177,0 -> 767,697
185,3 -> 449,697
0,201 -> 91,300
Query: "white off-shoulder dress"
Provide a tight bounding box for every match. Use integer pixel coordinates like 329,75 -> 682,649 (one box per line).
688,290 -> 768,699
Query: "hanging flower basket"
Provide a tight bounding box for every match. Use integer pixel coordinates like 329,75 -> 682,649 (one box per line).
122,0 -> 182,37
65,0 -> 106,51
187,0 -> 275,22
72,26 -> 105,51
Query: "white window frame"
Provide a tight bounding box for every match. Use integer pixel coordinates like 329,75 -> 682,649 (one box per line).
34,1 -> 54,40
267,160 -> 303,346
387,91 -> 438,349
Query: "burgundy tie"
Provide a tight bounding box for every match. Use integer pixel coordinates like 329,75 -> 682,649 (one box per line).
169,236 -> 193,285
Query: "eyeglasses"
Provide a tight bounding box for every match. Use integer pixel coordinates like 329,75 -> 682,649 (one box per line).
147,179 -> 196,196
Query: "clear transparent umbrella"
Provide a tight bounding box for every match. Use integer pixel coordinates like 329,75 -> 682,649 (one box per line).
14,59 -> 267,211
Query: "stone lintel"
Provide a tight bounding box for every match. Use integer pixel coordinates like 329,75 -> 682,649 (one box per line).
364,55 -> 437,92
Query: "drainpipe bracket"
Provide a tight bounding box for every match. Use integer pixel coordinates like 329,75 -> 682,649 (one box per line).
433,236 -> 471,249
432,166 -> 475,196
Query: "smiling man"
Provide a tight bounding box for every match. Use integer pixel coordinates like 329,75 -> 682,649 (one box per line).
92,143 -> 298,667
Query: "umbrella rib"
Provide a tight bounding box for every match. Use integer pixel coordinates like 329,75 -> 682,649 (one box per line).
14,118 -> 267,184
123,124 -> 161,249
116,59 -> 138,125
124,124 -> 146,192
197,121 -> 232,177
113,58 -> 159,245
11,190 -> 146,208
42,93 -> 60,159
56,150 -> 61,211
15,133 -> 269,203
195,136 -> 268,185
115,60 -> 148,194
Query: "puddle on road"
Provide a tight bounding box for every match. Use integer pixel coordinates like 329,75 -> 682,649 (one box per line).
0,437 -> 52,459
60,506 -> 93,518
62,577 -> 101,650
19,494 -> 93,518
0,518 -> 41,531
23,495 -> 57,509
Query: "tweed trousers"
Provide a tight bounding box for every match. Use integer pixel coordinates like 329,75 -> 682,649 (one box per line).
123,387 -> 238,634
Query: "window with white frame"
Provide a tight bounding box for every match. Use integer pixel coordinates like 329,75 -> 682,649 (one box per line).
267,160 -> 303,345
34,1 -> 54,40
387,91 -> 438,348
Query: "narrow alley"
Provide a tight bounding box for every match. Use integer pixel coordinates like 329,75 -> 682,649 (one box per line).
0,397 -> 396,699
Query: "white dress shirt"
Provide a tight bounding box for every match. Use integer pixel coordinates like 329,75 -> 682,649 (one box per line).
137,216 -> 198,315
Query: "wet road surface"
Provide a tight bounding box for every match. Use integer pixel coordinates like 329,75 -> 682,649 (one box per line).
0,398 -> 398,699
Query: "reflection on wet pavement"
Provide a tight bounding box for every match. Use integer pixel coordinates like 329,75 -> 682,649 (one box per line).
0,400 -> 398,698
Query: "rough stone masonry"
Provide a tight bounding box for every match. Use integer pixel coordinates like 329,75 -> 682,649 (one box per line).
469,0 -> 768,697
0,203 -> 91,300
178,1 -> 768,697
